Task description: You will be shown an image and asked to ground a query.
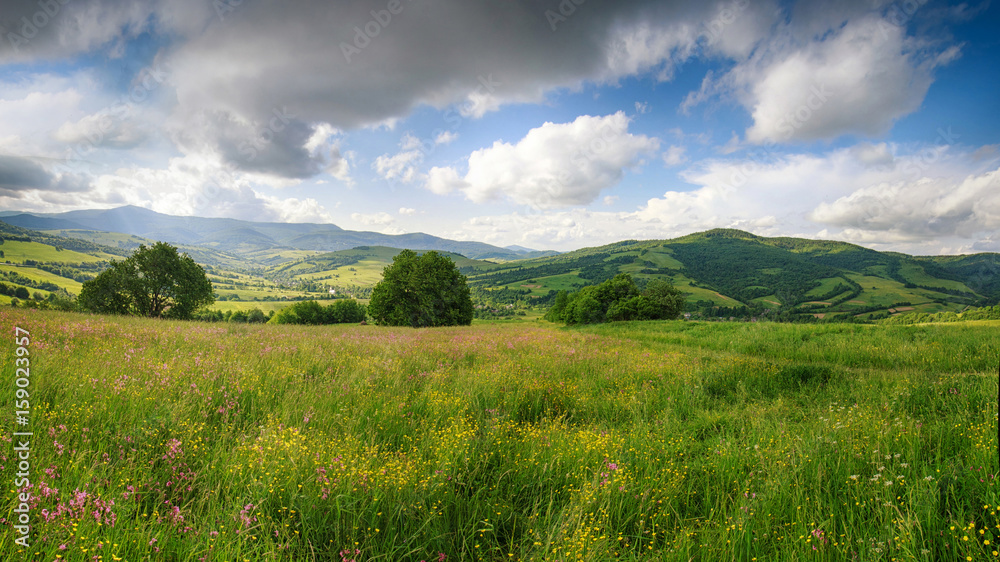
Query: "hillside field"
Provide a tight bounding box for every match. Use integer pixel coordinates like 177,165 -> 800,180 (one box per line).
1,309 -> 996,561
4,222 -> 999,321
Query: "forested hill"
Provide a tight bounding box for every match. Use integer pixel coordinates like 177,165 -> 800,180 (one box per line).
462,228 -> 1000,321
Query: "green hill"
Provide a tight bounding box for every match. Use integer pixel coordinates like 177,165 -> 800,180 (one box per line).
4,217 -> 997,321
0,223 -> 317,308
454,229 -> 996,321
271,228 -> 996,322
38,229 -> 257,271
268,246 -> 501,291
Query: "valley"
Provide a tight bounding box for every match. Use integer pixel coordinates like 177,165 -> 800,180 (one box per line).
1,207 -> 997,322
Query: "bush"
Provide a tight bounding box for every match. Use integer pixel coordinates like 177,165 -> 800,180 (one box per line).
546,273 -> 684,325
270,300 -> 367,325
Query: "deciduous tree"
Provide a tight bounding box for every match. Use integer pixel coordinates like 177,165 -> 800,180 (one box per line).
79,242 -> 214,319
368,250 -> 473,327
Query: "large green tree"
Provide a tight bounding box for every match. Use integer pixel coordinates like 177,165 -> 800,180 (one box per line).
546,273 -> 685,325
368,250 -> 473,327
79,242 -> 214,319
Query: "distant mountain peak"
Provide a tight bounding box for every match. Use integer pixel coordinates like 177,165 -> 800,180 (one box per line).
504,244 -> 538,253
0,206 -> 533,260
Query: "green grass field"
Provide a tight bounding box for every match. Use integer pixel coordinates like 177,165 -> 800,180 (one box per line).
0,241 -> 109,264
39,230 -> 150,250
0,265 -> 85,294
671,274 -> 742,306
637,246 -> 684,269
1,310 -> 996,561
501,273 -> 585,295
898,263 -> 973,293
804,277 -> 847,299
207,300 -> 300,314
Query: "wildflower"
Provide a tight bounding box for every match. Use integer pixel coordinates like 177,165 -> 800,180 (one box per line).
811,528 -> 827,545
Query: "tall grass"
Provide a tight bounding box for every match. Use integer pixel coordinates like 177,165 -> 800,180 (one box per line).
1,309 -> 996,561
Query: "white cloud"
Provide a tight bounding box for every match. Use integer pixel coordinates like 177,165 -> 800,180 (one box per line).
398,207 -> 416,216
851,142 -> 895,168
425,166 -> 467,196
688,14 -> 959,144
426,112 -> 659,208
434,131 -> 458,145
373,133 -> 446,184
600,17 -> 702,82
440,142 -> 1000,254
0,152 -> 337,223
54,110 -> 151,149
810,167 -> 1000,240
304,122 -> 354,183
326,145 -> 353,185
663,145 -> 687,166
257,194 -> 337,223
351,211 -> 394,226
603,195 -> 619,206
0,87 -> 85,155
373,149 -> 422,184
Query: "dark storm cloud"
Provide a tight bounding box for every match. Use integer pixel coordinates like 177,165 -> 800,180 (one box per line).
0,154 -> 90,197
0,0 -> 210,63
203,110 -> 328,179
148,0 -> 736,177
165,0 -> 723,129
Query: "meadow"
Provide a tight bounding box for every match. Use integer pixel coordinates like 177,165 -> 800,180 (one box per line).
1,309 -> 997,561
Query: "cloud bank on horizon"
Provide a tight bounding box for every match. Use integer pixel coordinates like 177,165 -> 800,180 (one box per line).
0,0 -> 997,254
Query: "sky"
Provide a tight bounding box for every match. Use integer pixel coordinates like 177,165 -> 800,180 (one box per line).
0,0 -> 997,255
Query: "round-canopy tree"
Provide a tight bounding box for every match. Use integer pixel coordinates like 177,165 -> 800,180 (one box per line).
79,242 -> 214,319
368,249 -> 473,327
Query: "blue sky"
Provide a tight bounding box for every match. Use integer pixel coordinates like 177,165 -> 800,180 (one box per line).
0,0 -> 997,254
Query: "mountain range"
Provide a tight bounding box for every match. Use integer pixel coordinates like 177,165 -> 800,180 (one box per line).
2,207 -> 998,320
0,206 -> 557,261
